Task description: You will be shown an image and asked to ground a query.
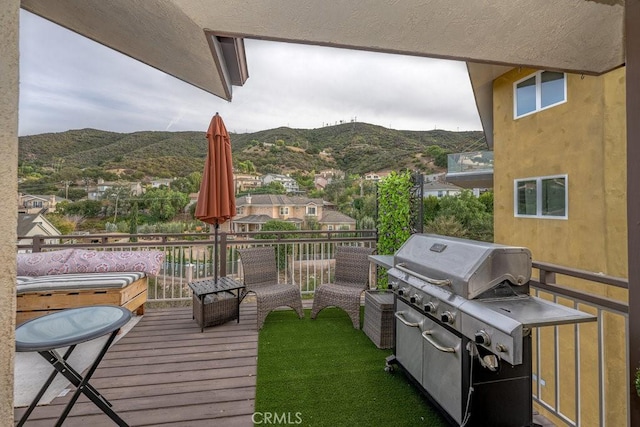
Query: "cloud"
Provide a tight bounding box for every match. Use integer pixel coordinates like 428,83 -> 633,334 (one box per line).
18,10 -> 482,136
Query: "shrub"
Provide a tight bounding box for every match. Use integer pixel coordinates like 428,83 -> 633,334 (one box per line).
377,170 -> 412,256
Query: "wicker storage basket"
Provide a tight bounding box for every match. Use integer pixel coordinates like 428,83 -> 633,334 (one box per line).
363,290 -> 395,349
192,291 -> 239,328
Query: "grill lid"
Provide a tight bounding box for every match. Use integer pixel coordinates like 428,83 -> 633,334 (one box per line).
393,234 -> 532,299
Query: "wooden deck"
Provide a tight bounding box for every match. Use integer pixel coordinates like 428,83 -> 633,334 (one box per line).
14,299 -> 555,427
14,303 -> 260,427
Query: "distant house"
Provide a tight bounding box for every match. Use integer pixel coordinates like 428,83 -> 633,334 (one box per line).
364,171 -> 391,182
317,169 -> 344,179
234,173 -> 263,194
87,179 -> 144,200
314,169 -> 345,190
314,175 -> 330,191
422,181 -> 463,198
18,194 -> 66,214
232,194 -> 351,232
318,210 -> 356,231
262,173 -> 300,194
150,178 -> 173,188
17,213 -> 61,251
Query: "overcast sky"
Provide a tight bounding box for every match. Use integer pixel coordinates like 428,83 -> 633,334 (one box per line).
18,10 -> 482,137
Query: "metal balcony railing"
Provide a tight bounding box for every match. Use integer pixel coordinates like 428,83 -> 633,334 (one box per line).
16,231 -> 629,425
18,230 -> 378,301
529,262 -> 628,427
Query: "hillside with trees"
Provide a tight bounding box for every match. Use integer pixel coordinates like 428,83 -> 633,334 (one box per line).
18,122 -> 489,237
19,122 -> 485,179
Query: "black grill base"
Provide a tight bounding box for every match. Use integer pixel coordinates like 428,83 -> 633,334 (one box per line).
386,297 -> 535,427
464,336 -> 533,426
389,331 -> 533,427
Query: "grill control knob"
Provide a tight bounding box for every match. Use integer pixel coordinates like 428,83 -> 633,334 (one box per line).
496,344 -> 508,353
388,281 -> 399,291
440,311 -> 455,325
410,294 -> 423,305
423,302 -> 436,313
474,330 -> 491,346
398,287 -> 410,296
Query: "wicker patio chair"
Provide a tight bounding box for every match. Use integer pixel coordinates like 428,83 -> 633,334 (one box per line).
238,247 -> 304,329
311,245 -> 375,329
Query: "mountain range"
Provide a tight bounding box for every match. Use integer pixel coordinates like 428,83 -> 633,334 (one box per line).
18,123 -> 486,178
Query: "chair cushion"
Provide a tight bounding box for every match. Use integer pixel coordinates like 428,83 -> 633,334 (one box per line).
16,272 -> 146,294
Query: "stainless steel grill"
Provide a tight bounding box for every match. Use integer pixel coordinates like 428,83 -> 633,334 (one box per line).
385,234 -> 596,426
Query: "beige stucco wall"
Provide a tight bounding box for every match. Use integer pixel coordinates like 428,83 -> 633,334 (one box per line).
493,67 -> 627,278
493,67 -> 627,426
0,0 -> 19,423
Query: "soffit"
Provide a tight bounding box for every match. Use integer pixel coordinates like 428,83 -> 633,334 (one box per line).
21,0 -> 624,102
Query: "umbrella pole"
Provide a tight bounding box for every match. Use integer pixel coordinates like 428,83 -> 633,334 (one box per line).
214,222 -> 219,284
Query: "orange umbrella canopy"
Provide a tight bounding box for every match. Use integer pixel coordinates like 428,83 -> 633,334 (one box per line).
195,113 -> 236,225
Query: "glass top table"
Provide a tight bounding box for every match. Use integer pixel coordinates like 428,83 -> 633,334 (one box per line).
15,305 -> 132,427
16,305 -> 131,352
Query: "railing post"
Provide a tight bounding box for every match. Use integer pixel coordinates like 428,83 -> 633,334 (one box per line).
220,232 -> 227,277
32,235 -> 43,253
185,263 -> 194,283
539,268 -> 556,286
628,3 -> 640,425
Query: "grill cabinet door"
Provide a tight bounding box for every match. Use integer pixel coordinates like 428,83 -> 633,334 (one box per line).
395,300 -> 424,381
421,316 -> 463,424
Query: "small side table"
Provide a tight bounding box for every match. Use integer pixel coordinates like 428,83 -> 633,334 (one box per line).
188,277 -> 245,332
15,305 -> 132,427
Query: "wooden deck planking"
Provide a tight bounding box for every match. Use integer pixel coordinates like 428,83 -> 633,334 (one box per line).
14,298 -> 556,426
15,303 -> 260,427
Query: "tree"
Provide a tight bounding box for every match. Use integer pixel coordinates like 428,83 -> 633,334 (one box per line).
237,182 -> 286,197
129,201 -> 139,241
57,199 -> 102,217
141,187 -> 189,221
256,220 -> 299,238
52,166 -> 83,183
45,214 -> 75,234
102,185 -> 133,222
425,145 -> 449,168
290,171 -> 315,193
423,190 -> 494,242
237,160 -> 256,174
256,220 -> 299,268
57,188 -> 87,201
423,195 -> 441,222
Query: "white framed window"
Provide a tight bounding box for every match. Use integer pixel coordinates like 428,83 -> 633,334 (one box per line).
327,225 -> 334,231
514,71 -> 566,119
306,206 -> 317,216
279,207 -> 289,215
514,175 -> 568,219
236,207 -> 244,215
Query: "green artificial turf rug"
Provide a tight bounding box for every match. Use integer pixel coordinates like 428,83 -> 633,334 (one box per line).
255,308 -> 447,426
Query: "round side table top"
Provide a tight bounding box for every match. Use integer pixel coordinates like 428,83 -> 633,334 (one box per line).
15,305 -> 131,352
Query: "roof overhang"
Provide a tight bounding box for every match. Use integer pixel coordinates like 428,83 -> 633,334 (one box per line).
20,0 -> 625,117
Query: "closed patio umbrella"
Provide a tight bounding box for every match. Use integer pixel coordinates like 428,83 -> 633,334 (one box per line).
196,113 -> 236,283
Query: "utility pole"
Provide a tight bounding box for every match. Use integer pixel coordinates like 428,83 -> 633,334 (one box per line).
62,181 -> 70,199
112,193 -> 120,223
